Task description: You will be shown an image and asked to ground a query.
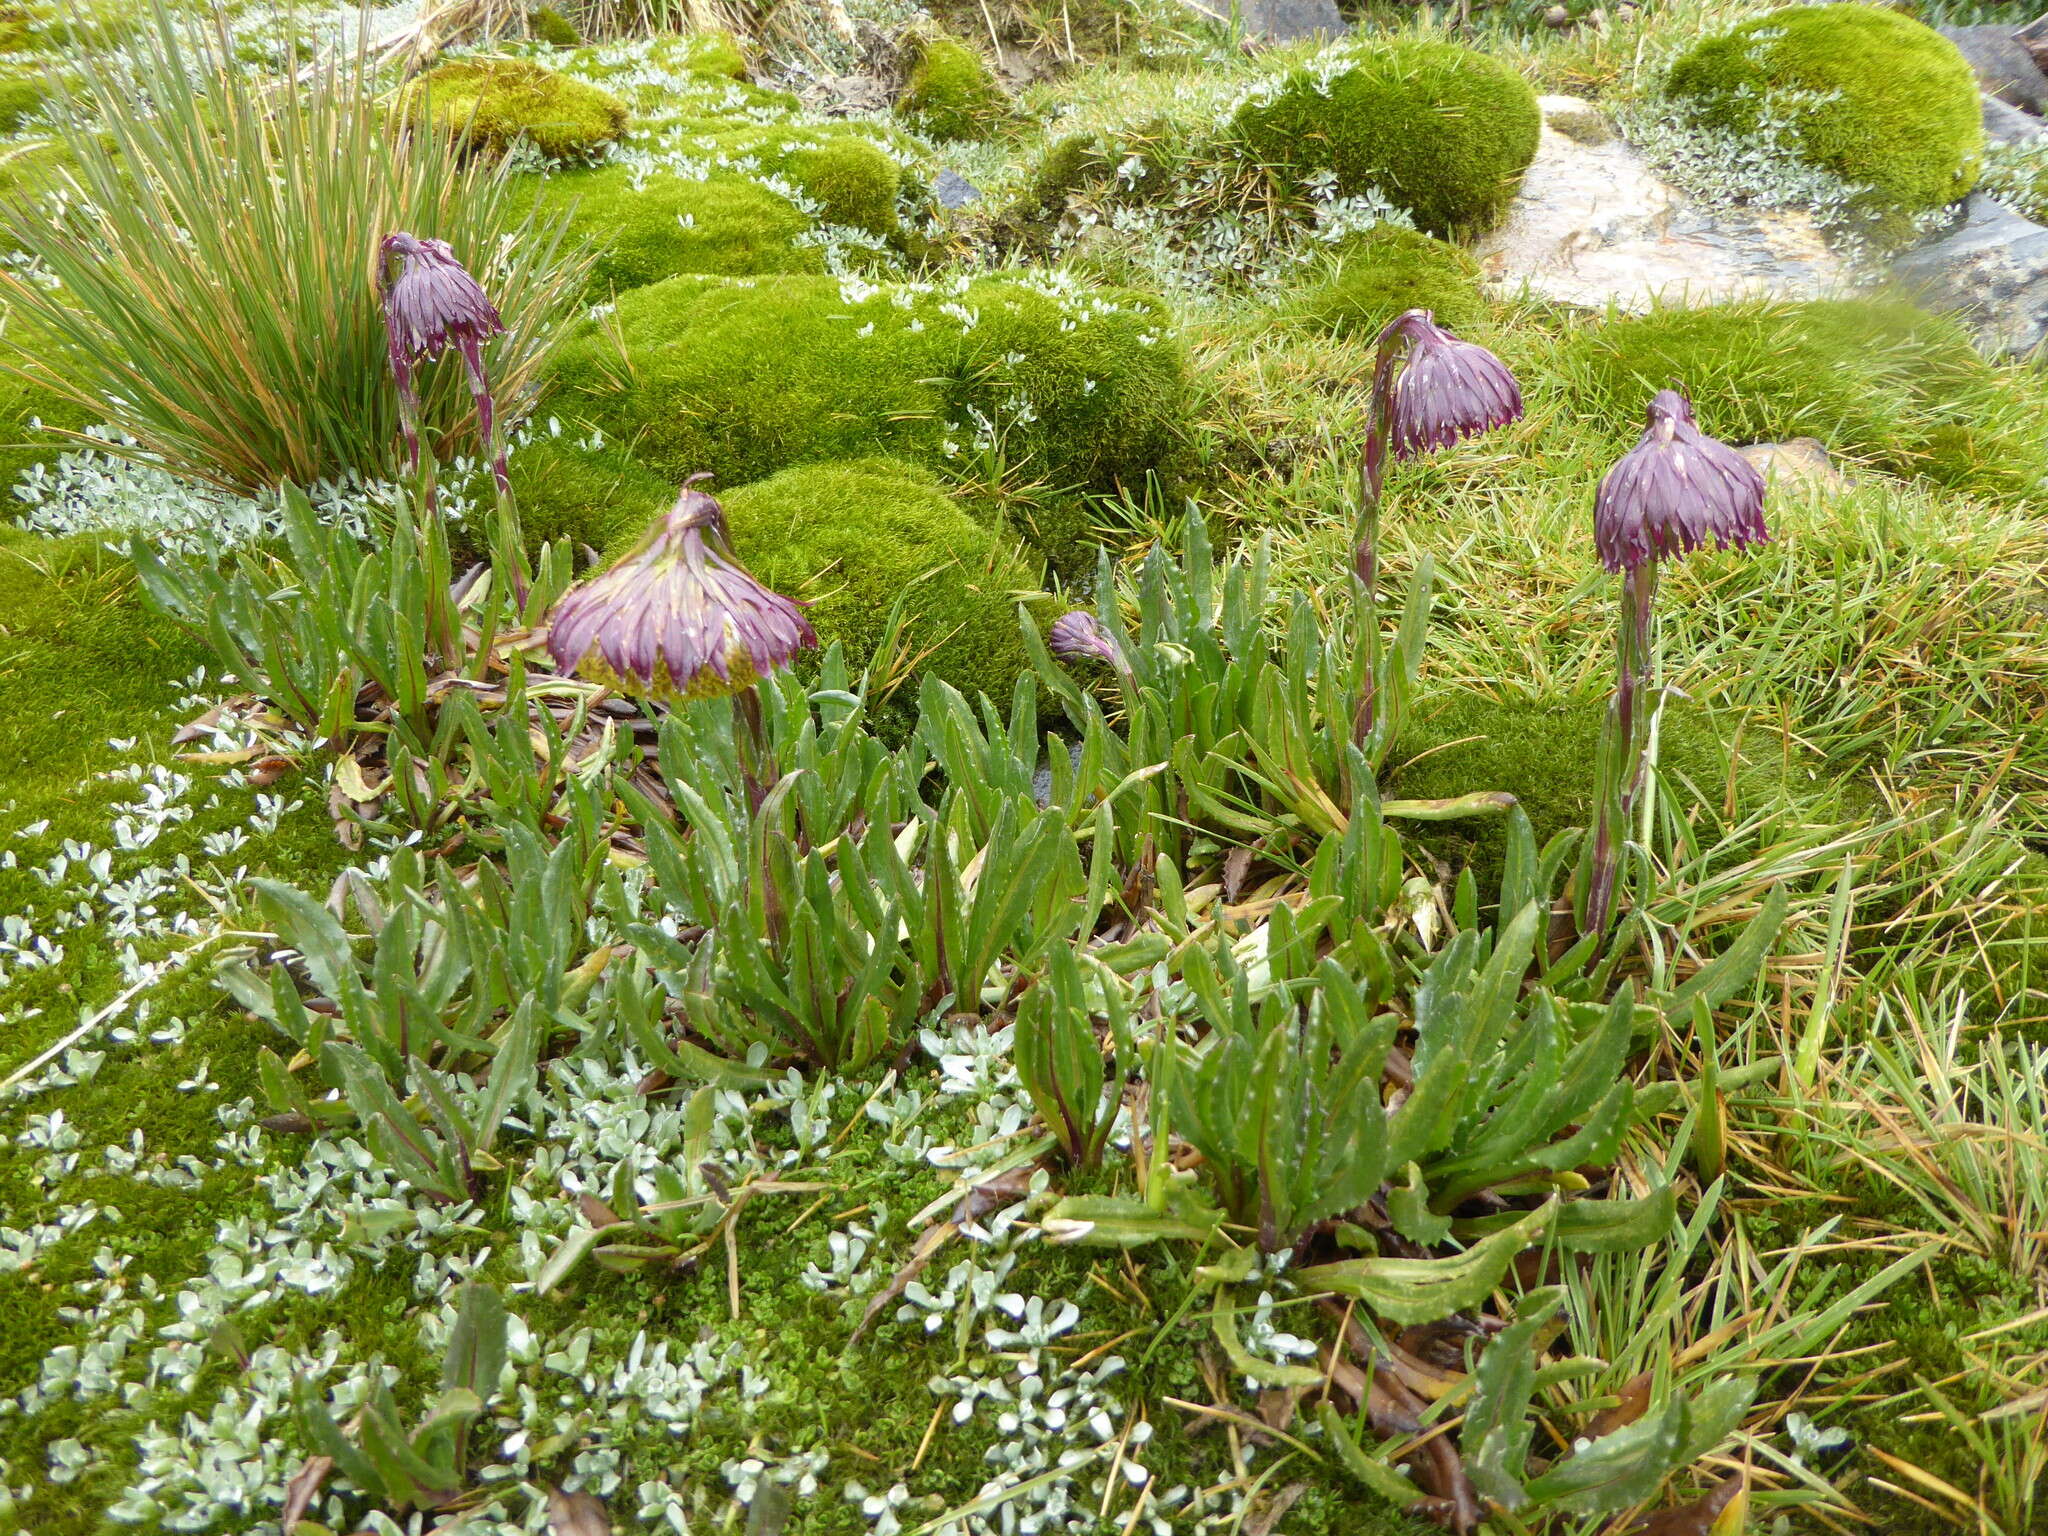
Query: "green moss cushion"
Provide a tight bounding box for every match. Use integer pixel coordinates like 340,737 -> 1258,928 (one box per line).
0,321 -> 99,495
509,163 -> 825,295
1664,4 -> 1981,216
506,432 -> 674,554
898,36 -> 1009,142
1288,224 -> 1487,339
528,5 -> 581,47
542,271 -> 1186,568
1229,38 -> 1540,237
1558,297 -> 2047,502
670,125 -> 912,235
0,69 -> 45,132
408,57 -> 628,161
723,457 -> 1033,706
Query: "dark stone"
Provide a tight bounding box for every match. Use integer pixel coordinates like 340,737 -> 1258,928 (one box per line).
1893,192 -> 2048,356
1982,91 -> 2045,146
1236,0 -> 1345,43
934,168 -> 982,209
1939,25 -> 2048,113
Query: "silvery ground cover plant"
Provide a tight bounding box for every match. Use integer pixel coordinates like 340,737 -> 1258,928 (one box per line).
0,0 -> 2045,1534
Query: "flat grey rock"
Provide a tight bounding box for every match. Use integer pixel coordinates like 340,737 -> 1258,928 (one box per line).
934,168 -> 982,209
1237,0 -> 1344,43
1894,192 -> 2048,356
1982,91 -> 2045,146
1940,25 -> 2048,113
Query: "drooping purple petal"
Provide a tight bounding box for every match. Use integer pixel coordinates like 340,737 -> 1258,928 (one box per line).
1047,610 -> 1122,668
1594,390 -> 1768,573
545,479 -> 817,702
380,231 -> 506,471
1386,313 -> 1523,460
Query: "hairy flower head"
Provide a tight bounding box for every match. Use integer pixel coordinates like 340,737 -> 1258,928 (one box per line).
545,477 -> 816,701
1594,390 -> 1768,573
1385,311 -> 1523,459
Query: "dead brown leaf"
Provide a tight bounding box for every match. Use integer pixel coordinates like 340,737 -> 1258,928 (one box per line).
1586,1370 -> 1654,1441
1625,1471 -> 1745,1535
280,1455 -> 332,1531
1243,1480 -> 1307,1536
545,1485 -> 612,1536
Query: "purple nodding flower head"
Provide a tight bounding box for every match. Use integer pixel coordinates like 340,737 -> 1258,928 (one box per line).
1386,311 -> 1523,460
1594,390 -> 1768,574
1047,610 -> 1123,668
379,231 -> 507,485
545,475 -> 817,702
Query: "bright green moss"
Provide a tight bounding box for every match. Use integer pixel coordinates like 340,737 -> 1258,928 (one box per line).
722,457 -> 1035,706
1287,223 -> 1487,339
0,68 -> 45,131
0,134 -> 72,205
506,432 -> 675,553
527,4 -> 580,47
674,123 -> 914,235
1387,689 -> 1791,896
0,321 -> 99,494
508,162 -> 825,295
1665,4 -> 1982,217
407,56 -> 628,161
898,35 -> 1009,143
542,271 -> 1186,570
1229,38 -> 1541,237
1554,297 -> 2048,502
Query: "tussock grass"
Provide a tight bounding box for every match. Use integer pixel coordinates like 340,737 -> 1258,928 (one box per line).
0,2 -> 590,493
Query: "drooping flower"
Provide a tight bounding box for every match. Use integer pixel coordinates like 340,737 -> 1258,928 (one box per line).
379,231 -> 506,482
545,476 -> 816,701
1594,390 -> 1768,573
1047,610 -> 1123,668
1384,311 -> 1523,459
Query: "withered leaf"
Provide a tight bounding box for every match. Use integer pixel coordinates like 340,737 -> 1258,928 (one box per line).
1627,1471 -> 1745,1536
1585,1369 -> 1654,1441
1243,1481 -> 1307,1536
545,1485 -> 612,1536
280,1455 -> 332,1532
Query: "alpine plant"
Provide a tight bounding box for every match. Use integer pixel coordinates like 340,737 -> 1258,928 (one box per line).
1584,390 -> 1768,933
1352,310 -> 1522,747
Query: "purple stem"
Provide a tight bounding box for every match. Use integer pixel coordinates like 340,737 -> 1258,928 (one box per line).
1350,314 -> 1418,751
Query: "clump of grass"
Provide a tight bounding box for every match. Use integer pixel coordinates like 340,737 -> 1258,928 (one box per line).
0,5 -> 590,494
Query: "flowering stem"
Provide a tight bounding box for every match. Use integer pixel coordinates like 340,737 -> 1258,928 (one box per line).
1588,558 -> 1658,934
1349,318 -> 1409,754
732,684 -> 772,818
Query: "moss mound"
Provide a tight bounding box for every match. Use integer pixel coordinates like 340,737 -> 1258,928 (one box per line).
1664,4 -> 1981,216
1229,38 -> 1540,236
510,163 -> 825,294
506,432 -> 674,554
1388,689 -> 1789,894
1287,224 -> 1487,339
0,320 -> 99,493
671,124 -> 913,235
542,271 -> 1186,570
722,457 -> 1035,706
0,68 -> 45,131
1553,297 -> 2048,502
898,35 -> 1010,142
528,5 -> 580,47
408,56 -> 628,161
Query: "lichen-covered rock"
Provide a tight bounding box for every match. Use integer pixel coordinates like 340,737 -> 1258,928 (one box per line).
1665,5 -> 1982,219
542,271 -> 1186,571
724,457 -> 1035,707
407,56 -> 628,161
509,164 -> 825,294
898,36 -> 1010,143
1228,38 -> 1541,236
1287,224 -> 1487,339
